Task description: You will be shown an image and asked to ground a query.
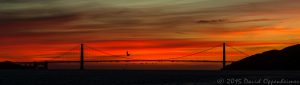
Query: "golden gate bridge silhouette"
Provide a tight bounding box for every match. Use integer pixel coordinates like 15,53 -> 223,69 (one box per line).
15,42 -> 250,70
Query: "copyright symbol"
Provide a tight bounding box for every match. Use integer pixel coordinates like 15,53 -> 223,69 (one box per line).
217,78 -> 224,84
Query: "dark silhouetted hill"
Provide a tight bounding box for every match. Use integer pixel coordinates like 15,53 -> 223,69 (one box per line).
0,61 -> 29,69
223,44 -> 300,70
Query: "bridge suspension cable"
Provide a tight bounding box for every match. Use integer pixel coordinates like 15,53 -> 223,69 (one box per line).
85,45 -> 133,59
166,43 -> 223,60
50,45 -> 80,59
226,44 -> 250,57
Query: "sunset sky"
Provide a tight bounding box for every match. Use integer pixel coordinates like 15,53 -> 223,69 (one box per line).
1,0 -> 300,62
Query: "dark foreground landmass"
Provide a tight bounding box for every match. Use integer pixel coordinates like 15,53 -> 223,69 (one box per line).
0,70 -> 300,85
0,61 -> 31,69
224,44 -> 300,70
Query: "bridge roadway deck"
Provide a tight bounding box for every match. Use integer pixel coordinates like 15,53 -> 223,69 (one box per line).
15,60 -> 235,63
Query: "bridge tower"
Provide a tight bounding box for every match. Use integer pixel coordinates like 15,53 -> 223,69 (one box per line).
222,42 -> 226,69
80,43 -> 84,70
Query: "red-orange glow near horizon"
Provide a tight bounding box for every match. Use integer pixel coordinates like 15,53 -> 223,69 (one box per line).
0,39 -> 294,62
